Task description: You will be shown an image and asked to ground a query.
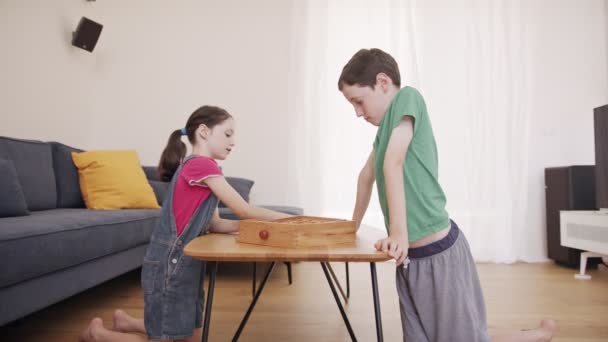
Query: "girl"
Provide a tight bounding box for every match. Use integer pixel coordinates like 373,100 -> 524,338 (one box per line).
80,105 -> 291,342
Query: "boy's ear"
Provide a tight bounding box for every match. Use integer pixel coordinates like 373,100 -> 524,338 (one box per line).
376,73 -> 392,91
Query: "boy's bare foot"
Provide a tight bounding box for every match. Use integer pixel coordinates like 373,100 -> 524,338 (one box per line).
112,309 -> 136,333
79,317 -> 105,342
539,319 -> 556,341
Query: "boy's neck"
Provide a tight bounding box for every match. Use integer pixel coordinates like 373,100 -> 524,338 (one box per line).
377,85 -> 401,123
386,85 -> 400,101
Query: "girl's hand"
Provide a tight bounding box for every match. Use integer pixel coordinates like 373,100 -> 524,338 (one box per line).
374,235 -> 409,266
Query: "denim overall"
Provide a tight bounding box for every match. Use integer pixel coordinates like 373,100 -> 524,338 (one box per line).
141,156 -> 218,340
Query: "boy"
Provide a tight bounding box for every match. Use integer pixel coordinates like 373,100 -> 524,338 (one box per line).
338,48 -> 555,342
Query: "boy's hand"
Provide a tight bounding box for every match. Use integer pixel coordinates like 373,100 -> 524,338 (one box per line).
374,234 -> 409,266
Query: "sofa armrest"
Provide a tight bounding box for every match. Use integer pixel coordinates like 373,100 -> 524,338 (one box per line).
218,205 -> 303,220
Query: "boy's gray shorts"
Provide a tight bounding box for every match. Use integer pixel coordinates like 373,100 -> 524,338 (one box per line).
396,220 -> 491,342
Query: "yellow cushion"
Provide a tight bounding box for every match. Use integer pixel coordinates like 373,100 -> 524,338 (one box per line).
71,150 -> 160,210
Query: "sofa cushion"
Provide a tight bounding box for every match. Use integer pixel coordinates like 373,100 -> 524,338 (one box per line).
218,205 -> 303,220
0,208 -> 160,288
149,180 -> 168,205
219,177 -> 254,208
0,137 -> 57,211
49,142 -> 85,208
142,166 -> 158,181
0,159 -> 30,218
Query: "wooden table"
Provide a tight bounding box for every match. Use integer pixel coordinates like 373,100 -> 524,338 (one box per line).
184,225 -> 391,342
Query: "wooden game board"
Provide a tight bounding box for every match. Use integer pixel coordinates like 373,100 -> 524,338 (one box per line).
237,215 -> 356,248
275,216 -> 338,224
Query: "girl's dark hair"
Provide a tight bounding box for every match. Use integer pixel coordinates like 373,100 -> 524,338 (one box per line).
157,105 -> 232,182
338,48 -> 401,90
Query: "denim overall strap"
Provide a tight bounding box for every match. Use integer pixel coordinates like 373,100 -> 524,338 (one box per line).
164,187 -> 218,291
142,155 -> 220,339
147,155 -> 214,245
143,154 -> 218,288
155,154 -> 219,287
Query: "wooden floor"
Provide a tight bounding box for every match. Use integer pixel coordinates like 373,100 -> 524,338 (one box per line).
2,261 -> 607,341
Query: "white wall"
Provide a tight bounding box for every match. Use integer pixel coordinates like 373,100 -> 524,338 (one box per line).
0,0 -> 295,206
521,1 -> 608,258
1,1 -> 608,260
397,1 -> 608,261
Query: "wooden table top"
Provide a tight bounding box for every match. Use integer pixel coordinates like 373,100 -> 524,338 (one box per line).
184,225 -> 392,262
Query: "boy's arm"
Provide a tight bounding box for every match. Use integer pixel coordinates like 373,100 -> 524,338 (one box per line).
352,150 -> 376,229
209,207 -> 240,233
375,116 -> 414,265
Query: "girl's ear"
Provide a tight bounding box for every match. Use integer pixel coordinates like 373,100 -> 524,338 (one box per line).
197,124 -> 210,139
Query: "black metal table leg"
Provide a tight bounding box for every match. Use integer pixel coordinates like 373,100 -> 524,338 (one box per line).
346,262 -> 350,299
285,262 -> 293,284
327,262 -> 348,303
321,262 -> 357,341
370,262 -> 383,342
233,261 -> 276,341
252,262 -> 256,298
202,261 -> 218,342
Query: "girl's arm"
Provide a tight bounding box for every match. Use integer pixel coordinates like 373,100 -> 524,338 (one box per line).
203,176 -> 292,221
209,207 -> 239,233
375,116 -> 413,265
352,150 -> 376,229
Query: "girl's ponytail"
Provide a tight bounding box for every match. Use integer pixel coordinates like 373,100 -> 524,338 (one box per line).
157,129 -> 186,182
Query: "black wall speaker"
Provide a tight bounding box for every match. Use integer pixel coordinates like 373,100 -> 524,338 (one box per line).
72,17 -> 103,52
545,166 -> 597,267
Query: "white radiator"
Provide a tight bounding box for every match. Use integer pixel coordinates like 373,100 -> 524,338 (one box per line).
560,210 -> 608,279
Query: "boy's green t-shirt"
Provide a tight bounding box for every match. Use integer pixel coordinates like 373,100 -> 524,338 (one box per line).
373,86 -> 450,242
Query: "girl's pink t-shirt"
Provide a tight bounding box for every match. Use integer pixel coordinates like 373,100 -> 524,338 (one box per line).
173,157 -> 222,237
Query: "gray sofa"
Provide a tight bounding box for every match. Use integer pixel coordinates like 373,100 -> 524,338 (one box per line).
0,136 -> 302,326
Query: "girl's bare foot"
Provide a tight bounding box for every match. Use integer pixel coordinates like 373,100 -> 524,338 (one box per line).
112,309 -> 135,333
79,317 -> 105,342
539,319 -> 556,342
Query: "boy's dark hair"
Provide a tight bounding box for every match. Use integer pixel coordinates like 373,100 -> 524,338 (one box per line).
157,105 -> 232,182
338,48 -> 401,90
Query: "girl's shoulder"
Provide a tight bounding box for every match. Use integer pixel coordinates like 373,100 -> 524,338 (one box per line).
180,156 -> 222,179
185,156 -> 218,167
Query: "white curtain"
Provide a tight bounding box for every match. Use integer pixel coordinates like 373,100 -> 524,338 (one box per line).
286,0 -> 608,262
